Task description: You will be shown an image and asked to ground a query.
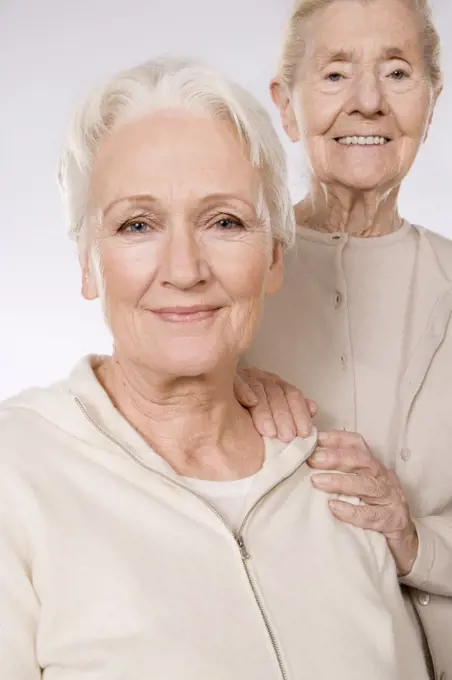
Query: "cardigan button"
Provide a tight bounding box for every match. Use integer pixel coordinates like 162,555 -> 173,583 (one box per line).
334,291 -> 343,308
418,593 -> 430,606
400,448 -> 411,461
439,673 -> 446,680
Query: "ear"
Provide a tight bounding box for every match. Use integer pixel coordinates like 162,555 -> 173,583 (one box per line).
265,240 -> 284,296
270,79 -> 300,142
79,245 -> 100,301
423,84 -> 442,143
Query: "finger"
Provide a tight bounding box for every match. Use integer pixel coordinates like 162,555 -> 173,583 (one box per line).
247,382 -> 277,438
317,430 -> 366,450
234,373 -> 259,407
312,472 -> 391,504
281,385 -> 313,438
307,447 -> 366,473
309,443 -> 382,476
307,399 -> 318,417
307,448 -> 339,469
328,500 -> 399,533
259,381 -> 297,441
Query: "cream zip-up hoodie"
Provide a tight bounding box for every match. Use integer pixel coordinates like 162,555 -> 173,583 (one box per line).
0,356 -> 429,679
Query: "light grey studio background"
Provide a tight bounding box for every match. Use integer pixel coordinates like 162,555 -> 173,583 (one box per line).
0,0 -> 451,399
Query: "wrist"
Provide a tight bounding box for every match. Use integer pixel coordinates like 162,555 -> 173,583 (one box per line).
393,526 -> 419,577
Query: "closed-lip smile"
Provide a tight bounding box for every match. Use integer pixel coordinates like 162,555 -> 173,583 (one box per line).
151,305 -> 222,322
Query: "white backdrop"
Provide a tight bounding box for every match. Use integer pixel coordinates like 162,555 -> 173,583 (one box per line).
0,0 -> 451,399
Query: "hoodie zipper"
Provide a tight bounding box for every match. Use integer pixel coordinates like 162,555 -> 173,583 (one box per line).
75,396 -> 313,680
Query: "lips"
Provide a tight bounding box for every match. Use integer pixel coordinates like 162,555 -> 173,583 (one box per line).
334,135 -> 392,146
151,305 -> 222,323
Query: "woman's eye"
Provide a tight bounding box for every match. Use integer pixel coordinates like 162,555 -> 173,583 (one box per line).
390,69 -> 408,80
214,217 -> 244,230
122,221 -> 149,233
326,72 -> 343,82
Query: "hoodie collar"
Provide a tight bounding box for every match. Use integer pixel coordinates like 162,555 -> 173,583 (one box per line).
2,355 -> 318,487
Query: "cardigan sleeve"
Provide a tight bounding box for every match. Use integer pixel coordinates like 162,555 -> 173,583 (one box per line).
366,530 -> 431,679
0,460 -> 41,678
399,504 -> 452,596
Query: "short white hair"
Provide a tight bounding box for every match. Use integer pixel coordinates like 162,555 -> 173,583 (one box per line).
58,56 -> 295,249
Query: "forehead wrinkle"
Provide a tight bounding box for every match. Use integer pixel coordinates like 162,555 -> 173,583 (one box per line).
313,48 -> 355,67
313,43 -> 413,69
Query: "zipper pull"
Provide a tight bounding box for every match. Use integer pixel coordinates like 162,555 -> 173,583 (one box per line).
236,535 -> 250,560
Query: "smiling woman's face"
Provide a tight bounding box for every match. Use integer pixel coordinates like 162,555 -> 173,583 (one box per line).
277,0 -> 437,192
82,111 -> 282,379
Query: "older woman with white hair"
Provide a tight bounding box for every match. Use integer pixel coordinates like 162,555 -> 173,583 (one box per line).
237,0 -> 452,678
0,58 -> 430,679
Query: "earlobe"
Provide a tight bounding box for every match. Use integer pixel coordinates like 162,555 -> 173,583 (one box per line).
81,273 -> 99,301
424,85 -> 442,142
265,241 -> 284,296
79,247 -> 99,301
269,79 -> 300,143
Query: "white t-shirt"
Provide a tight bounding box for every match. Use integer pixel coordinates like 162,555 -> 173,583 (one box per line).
180,438 -> 285,530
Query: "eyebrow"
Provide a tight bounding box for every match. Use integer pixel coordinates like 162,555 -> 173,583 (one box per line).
102,192 -> 257,217
103,194 -> 158,217
315,46 -> 408,67
381,47 -> 407,60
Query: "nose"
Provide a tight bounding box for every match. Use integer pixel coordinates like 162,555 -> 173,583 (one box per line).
344,70 -> 389,118
160,225 -> 209,291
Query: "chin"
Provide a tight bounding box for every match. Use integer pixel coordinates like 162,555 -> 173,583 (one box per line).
336,171 -> 394,192
155,348 -> 233,380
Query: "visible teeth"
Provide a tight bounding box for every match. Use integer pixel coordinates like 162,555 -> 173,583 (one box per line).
337,136 -> 388,145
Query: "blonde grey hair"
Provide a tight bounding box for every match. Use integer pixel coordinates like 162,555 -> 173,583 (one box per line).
277,0 -> 442,92
58,57 -> 295,249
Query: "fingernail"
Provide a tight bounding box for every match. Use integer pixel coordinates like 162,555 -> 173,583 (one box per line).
312,473 -> 330,486
263,421 -> 277,438
245,390 -> 258,405
297,423 -> 311,438
280,425 -> 296,441
310,451 -> 328,464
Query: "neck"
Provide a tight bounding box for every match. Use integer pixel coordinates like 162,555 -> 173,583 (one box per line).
295,182 -> 402,237
95,354 -> 264,480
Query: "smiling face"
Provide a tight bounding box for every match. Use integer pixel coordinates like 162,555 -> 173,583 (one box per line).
274,0 -> 437,192
82,111 -> 282,379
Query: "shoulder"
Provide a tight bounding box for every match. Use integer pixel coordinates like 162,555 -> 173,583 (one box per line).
0,388 -> 47,440
415,224 -> 452,280
0,381 -> 71,475
0,397 -> 50,483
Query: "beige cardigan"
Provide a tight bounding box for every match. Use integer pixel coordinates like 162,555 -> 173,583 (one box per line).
246,224 -> 452,680
0,357 -> 430,679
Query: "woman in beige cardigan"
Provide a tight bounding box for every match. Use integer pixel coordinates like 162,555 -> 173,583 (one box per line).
238,0 -> 451,678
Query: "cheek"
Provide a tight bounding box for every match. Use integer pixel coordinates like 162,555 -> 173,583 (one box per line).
387,83 -> 432,136
98,242 -> 159,303
208,238 -> 271,303
296,90 -> 342,137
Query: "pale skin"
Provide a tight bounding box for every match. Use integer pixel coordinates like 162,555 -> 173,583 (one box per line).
235,0 -> 442,576
81,109 -> 283,482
